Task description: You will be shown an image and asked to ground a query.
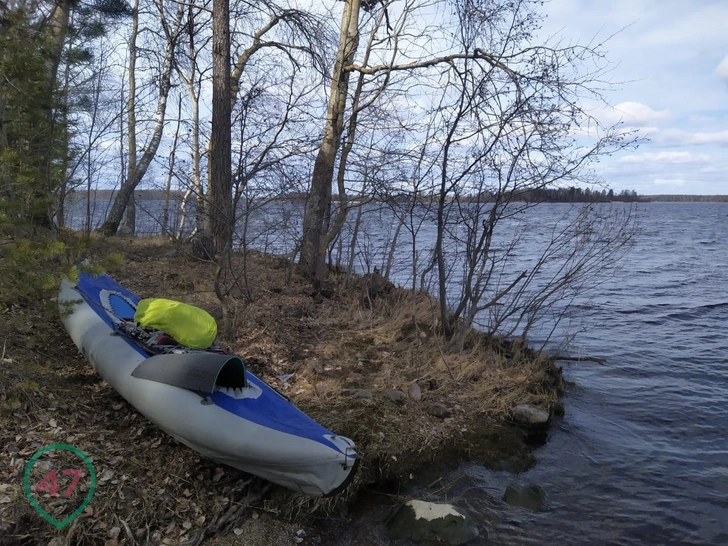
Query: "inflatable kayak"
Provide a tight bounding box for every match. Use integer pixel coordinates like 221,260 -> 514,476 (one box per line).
58,268 -> 359,496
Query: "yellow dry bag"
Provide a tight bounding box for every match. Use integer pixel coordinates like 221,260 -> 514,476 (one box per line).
134,298 -> 217,349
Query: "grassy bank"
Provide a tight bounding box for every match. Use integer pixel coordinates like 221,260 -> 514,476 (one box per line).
0,236 -> 563,545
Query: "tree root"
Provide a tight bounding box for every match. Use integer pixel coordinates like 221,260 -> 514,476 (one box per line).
176,479 -> 270,546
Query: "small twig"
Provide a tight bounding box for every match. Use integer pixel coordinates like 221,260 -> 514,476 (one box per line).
434,338 -> 455,381
424,474 -> 463,499
120,518 -> 136,546
176,482 -> 269,546
64,518 -> 80,542
361,488 -> 406,500
427,477 -> 443,488
553,355 -> 607,365
169,0 -> 213,14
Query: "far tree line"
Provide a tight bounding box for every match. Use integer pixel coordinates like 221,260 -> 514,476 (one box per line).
70,187 -> 727,206
520,187 -> 638,203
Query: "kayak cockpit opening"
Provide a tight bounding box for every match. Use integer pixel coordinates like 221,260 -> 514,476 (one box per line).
214,355 -> 247,389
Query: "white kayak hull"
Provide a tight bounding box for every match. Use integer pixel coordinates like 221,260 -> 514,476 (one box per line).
59,273 -> 358,496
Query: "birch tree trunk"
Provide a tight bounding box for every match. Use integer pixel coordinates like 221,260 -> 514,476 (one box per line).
123,0 -> 139,235
47,0 -> 71,98
99,1 -> 183,236
55,53 -> 72,228
300,0 -> 360,285
163,95 -> 183,236
177,5 -> 206,237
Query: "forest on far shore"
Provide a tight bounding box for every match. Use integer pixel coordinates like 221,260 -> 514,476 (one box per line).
503,187 -> 728,203
72,187 -> 728,204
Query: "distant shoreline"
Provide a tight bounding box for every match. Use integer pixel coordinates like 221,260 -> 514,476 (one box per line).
635,195 -> 728,202
68,189 -> 728,203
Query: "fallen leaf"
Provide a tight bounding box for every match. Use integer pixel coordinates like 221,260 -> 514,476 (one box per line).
233,528 -> 243,536
98,469 -> 114,483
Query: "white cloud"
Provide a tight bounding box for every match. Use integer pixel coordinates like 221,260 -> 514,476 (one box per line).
658,129 -> 728,147
619,151 -> 710,165
608,102 -> 671,126
690,130 -> 728,146
688,114 -> 723,126
716,55 -> 728,81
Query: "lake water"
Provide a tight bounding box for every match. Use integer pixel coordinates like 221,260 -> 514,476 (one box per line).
68,199 -> 728,544
438,202 -> 728,545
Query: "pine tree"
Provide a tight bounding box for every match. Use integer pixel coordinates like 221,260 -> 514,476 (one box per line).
0,7 -> 65,229
0,2 -> 129,313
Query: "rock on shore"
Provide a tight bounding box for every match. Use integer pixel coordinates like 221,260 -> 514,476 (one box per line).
512,403 -> 550,426
503,482 -> 546,511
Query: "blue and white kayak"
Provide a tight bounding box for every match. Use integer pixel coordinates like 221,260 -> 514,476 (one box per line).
59,269 -> 359,496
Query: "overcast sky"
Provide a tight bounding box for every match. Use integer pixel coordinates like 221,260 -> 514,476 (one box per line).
537,0 -> 728,195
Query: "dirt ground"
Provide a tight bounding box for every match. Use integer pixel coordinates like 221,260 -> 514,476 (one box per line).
0,237 -> 563,545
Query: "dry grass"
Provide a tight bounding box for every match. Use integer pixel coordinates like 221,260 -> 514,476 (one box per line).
0,236 -> 563,545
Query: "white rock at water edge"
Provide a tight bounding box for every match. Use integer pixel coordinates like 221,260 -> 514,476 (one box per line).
387,499 -> 481,545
